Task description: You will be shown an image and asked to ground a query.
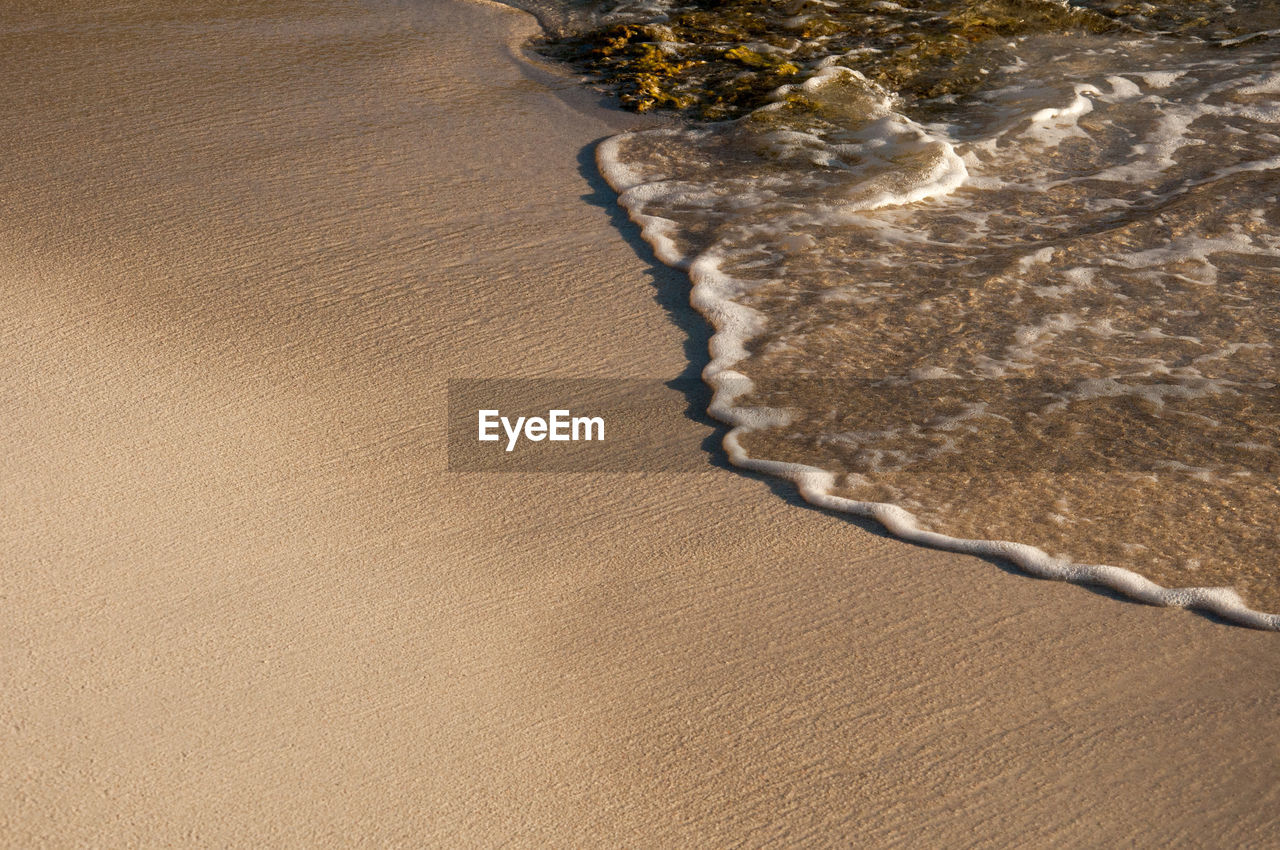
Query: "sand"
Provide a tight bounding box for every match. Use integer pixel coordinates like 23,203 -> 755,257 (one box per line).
1,0 -> 1277,845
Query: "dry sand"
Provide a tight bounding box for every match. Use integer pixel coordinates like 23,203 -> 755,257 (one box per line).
1,0 -> 1277,845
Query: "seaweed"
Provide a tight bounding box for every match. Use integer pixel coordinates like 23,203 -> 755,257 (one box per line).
540,0 -> 1129,119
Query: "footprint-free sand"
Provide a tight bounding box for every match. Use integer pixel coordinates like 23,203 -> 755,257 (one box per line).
1,0 -> 1277,845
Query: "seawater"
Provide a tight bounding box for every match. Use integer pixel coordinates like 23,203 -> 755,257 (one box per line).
524,0 -> 1280,627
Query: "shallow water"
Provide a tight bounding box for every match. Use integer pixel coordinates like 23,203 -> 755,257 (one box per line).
527,1 -> 1280,621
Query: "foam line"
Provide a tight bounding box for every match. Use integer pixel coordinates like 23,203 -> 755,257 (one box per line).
598,132 -> 1280,632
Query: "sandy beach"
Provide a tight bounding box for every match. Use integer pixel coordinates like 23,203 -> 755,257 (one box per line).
2,0 -> 1277,845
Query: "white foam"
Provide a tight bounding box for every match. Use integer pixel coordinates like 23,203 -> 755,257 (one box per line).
1105,75 -> 1142,99
1237,71 -> 1280,96
1028,85 -> 1097,125
1219,28 -> 1280,47
1137,70 -> 1186,89
1017,246 -> 1056,270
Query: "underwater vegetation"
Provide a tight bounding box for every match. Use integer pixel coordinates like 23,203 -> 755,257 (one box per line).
540,0 -> 1255,118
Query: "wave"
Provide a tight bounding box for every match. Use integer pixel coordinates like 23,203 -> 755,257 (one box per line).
514,0 -> 1280,627
595,34 -> 1280,628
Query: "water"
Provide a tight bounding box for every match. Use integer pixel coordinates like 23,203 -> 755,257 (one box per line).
527,1 -> 1280,626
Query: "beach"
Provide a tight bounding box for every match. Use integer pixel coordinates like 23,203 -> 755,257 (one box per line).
1,0 -> 1277,845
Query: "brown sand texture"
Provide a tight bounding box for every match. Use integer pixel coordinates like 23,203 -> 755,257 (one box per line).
1,0 -> 1277,846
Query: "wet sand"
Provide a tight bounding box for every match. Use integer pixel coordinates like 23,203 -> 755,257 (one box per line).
1,0 -> 1277,845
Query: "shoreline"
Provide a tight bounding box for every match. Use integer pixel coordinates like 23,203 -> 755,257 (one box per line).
1,0 -> 1277,845
597,126 -> 1280,630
